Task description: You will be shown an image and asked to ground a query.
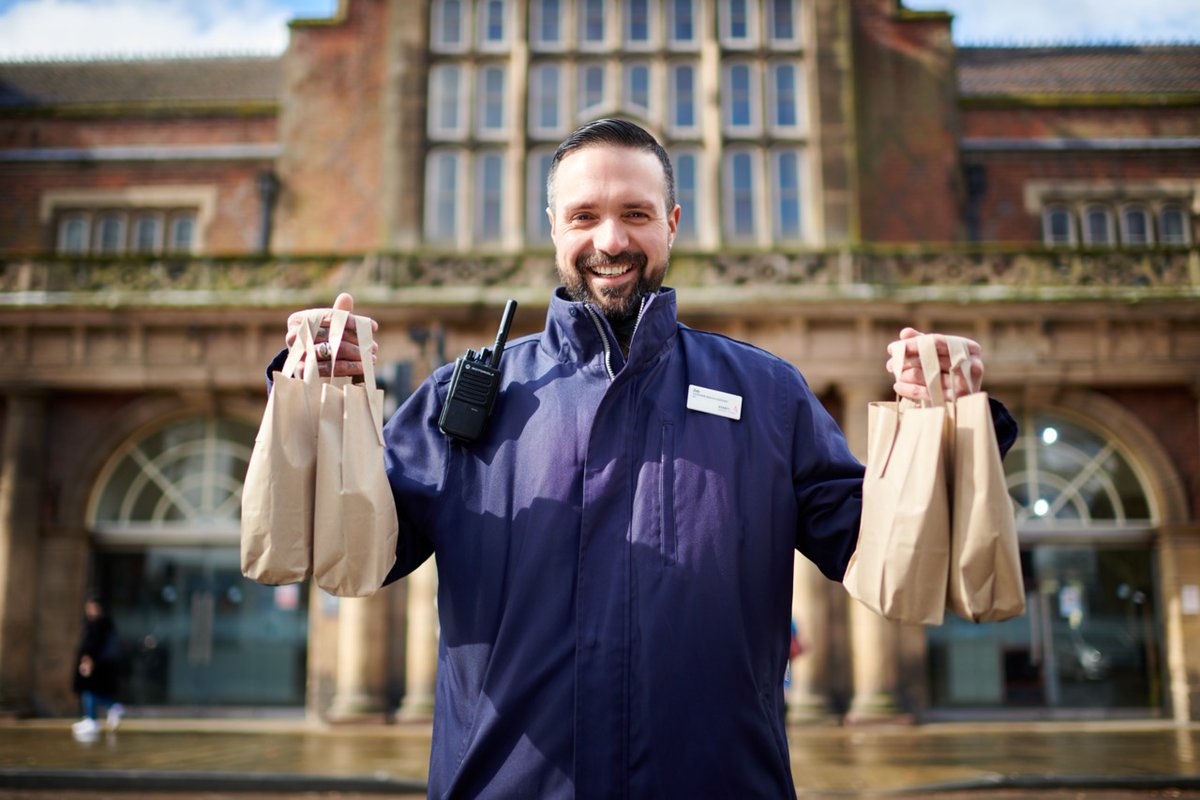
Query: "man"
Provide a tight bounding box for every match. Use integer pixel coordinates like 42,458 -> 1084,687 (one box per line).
280,119 -> 1015,798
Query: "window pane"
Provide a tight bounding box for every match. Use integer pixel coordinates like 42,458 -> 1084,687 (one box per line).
96,214 -> 124,254
626,64 -> 650,113
1047,208 -> 1071,244
430,65 -> 463,135
1123,208 -> 1148,246
728,64 -> 752,127
774,150 -> 802,240
670,0 -> 696,43
771,63 -> 798,128
481,0 -> 506,44
627,0 -> 650,43
532,64 -> 561,130
170,216 -> 195,253
1161,207 -> 1187,244
672,65 -> 696,129
535,0 -> 560,43
769,0 -> 795,41
729,0 -> 749,39
477,153 -> 504,241
674,152 -> 697,242
434,0 -> 464,47
581,0 -> 605,44
578,63 -> 605,115
730,151 -> 755,237
1085,208 -> 1110,245
427,152 -> 459,243
134,216 -> 161,253
61,216 -> 88,254
527,150 -> 554,242
478,65 -> 506,132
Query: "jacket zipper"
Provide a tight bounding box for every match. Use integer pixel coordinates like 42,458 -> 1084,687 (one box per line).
583,305 -> 616,379
584,296 -> 651,381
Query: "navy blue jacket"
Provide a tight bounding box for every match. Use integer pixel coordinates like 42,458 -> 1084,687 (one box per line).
373,287 -> 1016,798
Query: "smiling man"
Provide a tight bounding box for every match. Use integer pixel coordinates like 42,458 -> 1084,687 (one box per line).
278,118 -> 1016,799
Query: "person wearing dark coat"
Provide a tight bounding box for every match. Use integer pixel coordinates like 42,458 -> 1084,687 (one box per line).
71,596 -> 124,737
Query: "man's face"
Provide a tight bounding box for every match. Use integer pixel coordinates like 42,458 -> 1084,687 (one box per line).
548,145 -> 680,323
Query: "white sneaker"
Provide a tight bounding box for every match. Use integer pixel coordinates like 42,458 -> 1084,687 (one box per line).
106,704 -> 125,730
71,718 -> 100,736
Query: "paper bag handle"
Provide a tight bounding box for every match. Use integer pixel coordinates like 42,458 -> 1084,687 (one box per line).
916,335 -> 946,409
946,336 -> 979,395
279,309 -> 325,382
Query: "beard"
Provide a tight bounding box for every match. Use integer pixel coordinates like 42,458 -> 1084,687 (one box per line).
559,249 -> 667,325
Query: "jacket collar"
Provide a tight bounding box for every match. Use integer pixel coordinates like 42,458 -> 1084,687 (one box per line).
542,287 -> 678,375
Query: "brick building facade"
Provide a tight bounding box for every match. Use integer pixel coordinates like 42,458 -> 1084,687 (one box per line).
0,0 -> 1197,724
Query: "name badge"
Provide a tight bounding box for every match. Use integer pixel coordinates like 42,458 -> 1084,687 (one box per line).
687,384 -> 742,421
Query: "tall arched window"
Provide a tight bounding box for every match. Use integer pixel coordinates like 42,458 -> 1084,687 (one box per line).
89,415 -> 256,544
1005,410 -> 1153,532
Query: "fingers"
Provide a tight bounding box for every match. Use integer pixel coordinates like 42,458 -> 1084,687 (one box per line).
887,330 -> 986,399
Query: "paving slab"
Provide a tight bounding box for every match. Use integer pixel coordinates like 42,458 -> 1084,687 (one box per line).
1,718 -> 1199,797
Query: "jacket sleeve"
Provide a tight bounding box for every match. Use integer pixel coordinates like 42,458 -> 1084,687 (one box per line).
380,373 -> 449,584
786,363 -> 865,582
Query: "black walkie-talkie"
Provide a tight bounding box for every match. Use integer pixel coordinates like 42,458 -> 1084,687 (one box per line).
438,299 -> 518,443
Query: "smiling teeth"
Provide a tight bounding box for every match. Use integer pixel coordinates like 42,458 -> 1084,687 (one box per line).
592,264 -> 631,276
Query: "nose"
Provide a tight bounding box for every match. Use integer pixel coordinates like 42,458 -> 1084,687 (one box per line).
592,217 -> 629,255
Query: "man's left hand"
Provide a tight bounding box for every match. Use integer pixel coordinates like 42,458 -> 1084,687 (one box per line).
887,327 -> 984,404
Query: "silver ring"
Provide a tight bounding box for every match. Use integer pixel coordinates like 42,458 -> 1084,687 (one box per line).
316,341 -> 332,360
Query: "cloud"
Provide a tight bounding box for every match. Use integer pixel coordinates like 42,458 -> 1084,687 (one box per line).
906,0 -> 1200,44
0,0 -> 305,60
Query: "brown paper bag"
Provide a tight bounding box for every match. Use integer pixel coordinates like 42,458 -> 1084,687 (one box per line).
843,336 -> 951,626
945,337 -> 1025,623
240,309 -> 326,585
312,310 -> 399,597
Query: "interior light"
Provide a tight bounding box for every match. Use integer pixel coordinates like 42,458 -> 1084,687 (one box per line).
1033,498 -> 1050,517
1041,427 -> 1059,445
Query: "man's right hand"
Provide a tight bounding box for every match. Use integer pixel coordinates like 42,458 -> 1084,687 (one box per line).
286,292 -> 380,378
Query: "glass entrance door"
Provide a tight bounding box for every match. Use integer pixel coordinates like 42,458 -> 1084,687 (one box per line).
928,545 -> 1163,714
96,546 -> 308,708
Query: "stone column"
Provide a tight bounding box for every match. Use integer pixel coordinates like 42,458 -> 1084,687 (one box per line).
839,381 -> 904,721
1159,523 -> 1200,722
399,558 -> 439,719
0,393 -> 46,713
328,592 -> 390,720
787,555 -> 834,722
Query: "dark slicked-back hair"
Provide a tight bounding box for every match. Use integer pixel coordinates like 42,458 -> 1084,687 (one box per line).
546,118 -> 676,215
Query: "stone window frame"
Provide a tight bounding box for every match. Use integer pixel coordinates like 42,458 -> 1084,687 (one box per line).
666,60 -> 701,138
718,0 -> 761,50
1081,203 -> 1115,247
623,0 -> 658,51
1118,203 -> 1154,248
577,0 -> 608,52
474,62 -> 509,141
529,61 -> 568,140
666,0 -> 701,51
721,59 -> 763,136
428,62 -> 469,141
621,60 -> 657,121
1025,179 -> 1198,250
424,148 -> 466,246
529,0 -> 567,52
765,0 -> 804,49
769,145 -> 807,242
430,0 -> 472,54
476,0 -> 511,52
575,61 -> 610,122
722,145 -> 765,244
765,59 -> 806,137
670,146 -> 704,247
526,146 -> 555,244
43,186 -> 213,256
474,149 -> 507,243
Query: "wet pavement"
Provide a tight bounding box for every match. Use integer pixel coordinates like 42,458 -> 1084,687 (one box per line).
1,717 -> 1199,797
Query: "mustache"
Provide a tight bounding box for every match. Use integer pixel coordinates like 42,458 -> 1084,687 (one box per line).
577,250 -> 648,271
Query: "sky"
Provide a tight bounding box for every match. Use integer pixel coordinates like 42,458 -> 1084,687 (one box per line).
0,0 -> 1197,61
